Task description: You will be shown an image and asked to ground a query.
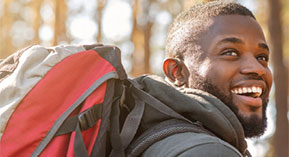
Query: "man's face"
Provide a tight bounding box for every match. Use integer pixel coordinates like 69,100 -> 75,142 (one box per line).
184,15 -> 273,138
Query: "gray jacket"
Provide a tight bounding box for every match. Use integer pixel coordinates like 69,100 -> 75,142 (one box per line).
131,75 -> 249,157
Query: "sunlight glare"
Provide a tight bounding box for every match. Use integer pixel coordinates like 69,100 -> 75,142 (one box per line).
102,0 -> 132,42
39,25 -> 53,41
69,16 -> 98,40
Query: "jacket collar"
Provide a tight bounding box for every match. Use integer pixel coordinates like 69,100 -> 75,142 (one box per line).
134,75 -> 248,155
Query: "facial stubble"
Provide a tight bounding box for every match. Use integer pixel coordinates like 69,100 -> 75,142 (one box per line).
189,72 -> 268,138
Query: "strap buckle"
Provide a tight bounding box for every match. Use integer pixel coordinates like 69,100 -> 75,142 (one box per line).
78,105 -> 101,130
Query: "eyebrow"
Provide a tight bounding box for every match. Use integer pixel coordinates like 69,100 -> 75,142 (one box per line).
259,43 -> 270,52
218,37 -> 244,44
218,37 -> 270,52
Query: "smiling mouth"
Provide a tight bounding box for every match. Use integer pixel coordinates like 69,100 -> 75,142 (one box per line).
231,86 -> 262,98
231,86 -> 263,108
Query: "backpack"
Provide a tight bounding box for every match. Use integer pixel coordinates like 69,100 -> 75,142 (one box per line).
0,44 -> 207,157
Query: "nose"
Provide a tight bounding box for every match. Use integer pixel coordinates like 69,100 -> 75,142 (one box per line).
240,55 -> 266,77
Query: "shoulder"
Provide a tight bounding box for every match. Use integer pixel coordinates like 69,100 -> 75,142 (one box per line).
142,132 -> 243,157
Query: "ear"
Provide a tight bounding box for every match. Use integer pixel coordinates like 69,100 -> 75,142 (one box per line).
163,58 -> 189,87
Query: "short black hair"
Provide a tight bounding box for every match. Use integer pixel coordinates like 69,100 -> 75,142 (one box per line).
165,1 -> 255,60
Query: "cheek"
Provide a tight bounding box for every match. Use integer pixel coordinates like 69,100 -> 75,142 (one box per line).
265,68 -> 273,93
197,60 -> 211,77
204,63 -> 236,93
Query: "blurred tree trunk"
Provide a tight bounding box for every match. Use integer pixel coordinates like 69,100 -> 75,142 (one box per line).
0,0 -> 13,59
144,21 -> 152,74
96,0 -> 106,42
131,0 -> 152,77
183,0 -> 213,10
131,0 -> 144,76
268,0 -> 289,157
142,1 -> 152,75
53,0 -> 68,45
32,0 -> 42,44
183,0 -> 198,10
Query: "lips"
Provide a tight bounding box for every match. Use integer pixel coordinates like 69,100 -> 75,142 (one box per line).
232,93 -> 262,108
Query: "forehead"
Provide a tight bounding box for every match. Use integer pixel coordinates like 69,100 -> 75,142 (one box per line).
202,15 -> 266,44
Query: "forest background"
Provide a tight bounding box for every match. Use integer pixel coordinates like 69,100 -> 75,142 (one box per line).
0,0 -> 288,156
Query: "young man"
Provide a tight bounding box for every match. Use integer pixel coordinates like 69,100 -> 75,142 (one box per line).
134,1 -> 272,157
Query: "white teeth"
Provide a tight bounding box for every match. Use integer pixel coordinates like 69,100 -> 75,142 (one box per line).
238,88 -> 243,94
258,88 -> 262,95
242,88 -> 247,93
231,86 -> 263,97
248,88 -> 252,93
252,87 -> 257,93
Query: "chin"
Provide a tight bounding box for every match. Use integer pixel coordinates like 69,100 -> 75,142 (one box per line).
237,99 -> 268,138
238,113 -> 267,138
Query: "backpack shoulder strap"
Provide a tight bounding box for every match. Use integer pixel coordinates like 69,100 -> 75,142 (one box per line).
126,119 -> 215,157
31,72 -> 118,157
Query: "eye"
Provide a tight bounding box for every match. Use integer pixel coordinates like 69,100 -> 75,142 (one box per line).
257,55 -> 269,62
221,49 -> 239,56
